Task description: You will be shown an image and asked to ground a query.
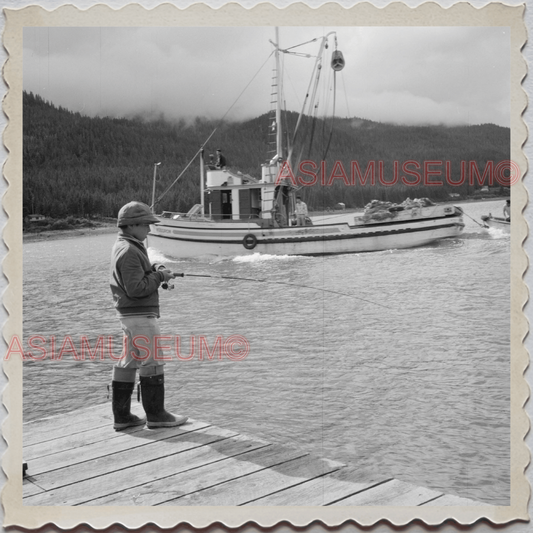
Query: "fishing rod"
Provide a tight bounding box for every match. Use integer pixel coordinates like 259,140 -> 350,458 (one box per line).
50,272 -> 384,310
455,206 -> 484,227
164,272 -> 388,309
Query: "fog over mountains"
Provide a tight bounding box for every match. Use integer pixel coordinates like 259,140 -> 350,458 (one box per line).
23,92 -> 510,219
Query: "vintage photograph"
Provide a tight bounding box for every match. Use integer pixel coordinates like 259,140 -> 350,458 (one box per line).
2,2 -> 528,529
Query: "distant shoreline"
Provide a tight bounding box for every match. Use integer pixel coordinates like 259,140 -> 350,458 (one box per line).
23,223 -> 118,243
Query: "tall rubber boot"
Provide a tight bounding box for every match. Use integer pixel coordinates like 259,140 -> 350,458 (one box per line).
140,374 -> 188,428
112,381 -> 146,431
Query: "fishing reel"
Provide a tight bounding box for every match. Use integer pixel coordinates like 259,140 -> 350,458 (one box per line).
161,272 -> 184,290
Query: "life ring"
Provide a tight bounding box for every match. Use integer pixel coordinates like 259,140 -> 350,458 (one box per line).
242,233 -> 257,250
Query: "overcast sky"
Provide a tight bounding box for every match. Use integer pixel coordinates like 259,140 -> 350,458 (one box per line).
23,26 -> 510,127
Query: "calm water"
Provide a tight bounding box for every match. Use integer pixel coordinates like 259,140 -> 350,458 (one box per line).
23,200 -> 510,505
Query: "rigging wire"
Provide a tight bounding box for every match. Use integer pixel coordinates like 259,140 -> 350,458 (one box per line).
154,50 -> 275,207
455,206 -> 484,227
340,70 -> 351,118
320,58 -> 332,149
321,37 -> 342,162
282,37 -> 319,53
321,70 -> 337,161
288,40 -> 326,169
302,47 -> 326,164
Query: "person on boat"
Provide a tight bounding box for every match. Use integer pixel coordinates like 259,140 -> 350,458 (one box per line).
207,153 -> 216,170
110,201 -> 188,431
503,199 -> 510,221
215,149 -> 227,169
295,196 -> 308,226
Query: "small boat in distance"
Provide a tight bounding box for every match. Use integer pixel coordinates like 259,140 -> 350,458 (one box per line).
481,214 -> 510,233
148,29 -> 465,259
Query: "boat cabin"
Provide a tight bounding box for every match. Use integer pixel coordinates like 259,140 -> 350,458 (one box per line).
204,164 -> 294,226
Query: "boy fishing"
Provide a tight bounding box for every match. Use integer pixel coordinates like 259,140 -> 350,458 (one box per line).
109,201 -> 187,430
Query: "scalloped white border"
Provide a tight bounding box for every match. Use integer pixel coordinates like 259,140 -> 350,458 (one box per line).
1,2 -> 529,529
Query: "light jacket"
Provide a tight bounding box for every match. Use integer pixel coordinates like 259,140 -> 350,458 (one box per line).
110,233 -> 165,318
295,201 -> 308,216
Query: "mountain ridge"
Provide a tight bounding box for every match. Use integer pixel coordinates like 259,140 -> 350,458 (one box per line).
23,91 -> 510,218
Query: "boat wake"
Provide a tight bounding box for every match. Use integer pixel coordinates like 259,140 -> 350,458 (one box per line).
459,230 -> 509,241
233,252 -> 308,263
147,247 -> 178,265
148,248 -> 309,265
486,227 -> 510,239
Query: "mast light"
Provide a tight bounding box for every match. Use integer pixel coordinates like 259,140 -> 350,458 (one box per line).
331,50 -> 345,71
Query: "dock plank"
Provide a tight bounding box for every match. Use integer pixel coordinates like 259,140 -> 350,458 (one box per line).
23,404 -> 114,446
23,404 -> 486,507
22,479 -> 46,497
24,417 -> 153,461
251,466 -> 389,506
167,454 -> 343,506
25,433 -> 267,506
423,494 -> 490,506
90,444 -> 306,506
28,425 -> 237,492
330,479 -> 443,506
26,419 -> 210,476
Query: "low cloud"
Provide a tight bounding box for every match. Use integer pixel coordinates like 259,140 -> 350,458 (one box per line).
23,26 -> 510,127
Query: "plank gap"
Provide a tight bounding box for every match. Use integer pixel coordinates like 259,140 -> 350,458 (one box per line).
325,478 -> 396,505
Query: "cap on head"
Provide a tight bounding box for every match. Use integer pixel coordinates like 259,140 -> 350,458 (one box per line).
117,201 -> 159,227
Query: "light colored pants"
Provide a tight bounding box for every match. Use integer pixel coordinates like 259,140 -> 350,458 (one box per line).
113,316 -> 166,381
297,214 -> 306,226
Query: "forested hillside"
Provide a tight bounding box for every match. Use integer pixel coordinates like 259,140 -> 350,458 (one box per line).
23,91 -> 510,218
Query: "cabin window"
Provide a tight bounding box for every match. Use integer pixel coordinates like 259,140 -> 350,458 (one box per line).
238,189 -> 262,219
221,191 -> 232,219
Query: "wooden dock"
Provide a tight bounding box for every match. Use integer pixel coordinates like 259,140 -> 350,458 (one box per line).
23,404 -> 486,506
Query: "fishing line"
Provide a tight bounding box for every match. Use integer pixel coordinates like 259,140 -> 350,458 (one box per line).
171,272 -> 389,309
172,273 -> 480,329
46,272 -> 385,309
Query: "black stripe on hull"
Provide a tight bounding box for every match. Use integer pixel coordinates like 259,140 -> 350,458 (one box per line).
150,220 -> 464,246
154,213 -> 462,233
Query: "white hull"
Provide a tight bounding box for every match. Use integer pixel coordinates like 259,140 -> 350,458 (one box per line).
148,205 -> 464,258
482,216 -> 510,233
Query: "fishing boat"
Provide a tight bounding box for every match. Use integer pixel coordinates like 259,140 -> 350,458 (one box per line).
481,214 -> 510,233
148,30 -> 464,258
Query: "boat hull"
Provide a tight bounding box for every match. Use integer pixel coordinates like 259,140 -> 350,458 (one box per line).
148,205 -> 465,258
482,216 -> 510,233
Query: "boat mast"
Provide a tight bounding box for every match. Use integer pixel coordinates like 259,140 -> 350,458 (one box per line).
287,34 -> 332,170
275,27 -> 283,161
